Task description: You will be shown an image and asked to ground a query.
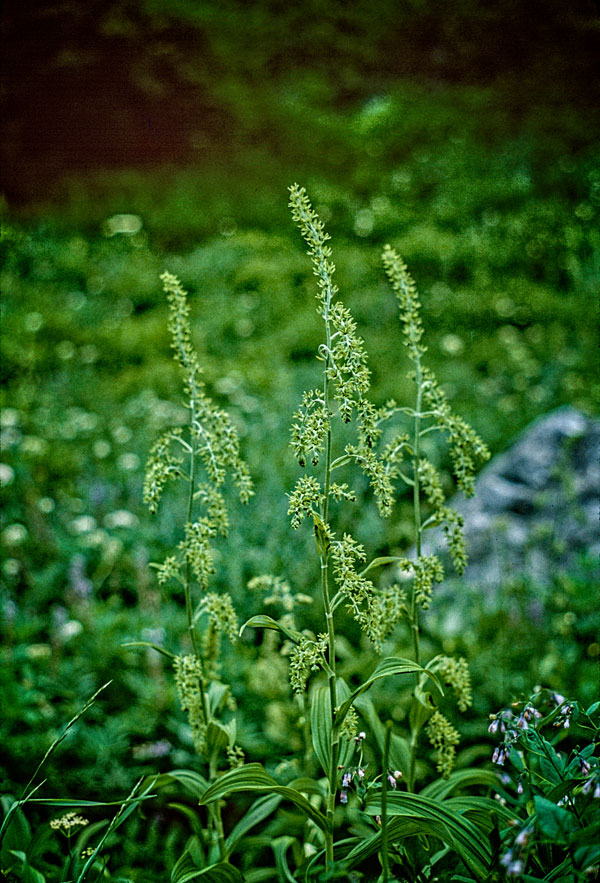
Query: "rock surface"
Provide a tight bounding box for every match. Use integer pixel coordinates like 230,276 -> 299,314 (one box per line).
420,407 -> 599,594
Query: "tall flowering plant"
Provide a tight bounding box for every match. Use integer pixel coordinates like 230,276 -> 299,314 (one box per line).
198,187 -> 498,879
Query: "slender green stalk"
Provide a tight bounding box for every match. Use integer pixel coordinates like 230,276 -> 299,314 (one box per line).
321,311 -> 339,869
185,402 -> 228,861
410,365 -> 423,669
209,751 -> 228,860
406,357 -> 424,794
380,720 -> 393,882
184,400 -> 211,728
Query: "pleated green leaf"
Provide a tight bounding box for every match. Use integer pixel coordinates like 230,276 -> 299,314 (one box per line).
347,791 -> 491,877
198,764 -> 327,831
422,768 -> 500,800
153,769 -> 209,799
310,681 -> 355,775
171,852 -> 244,883
239,615 -> 303,644
271,836 -> 298,883
310,685 -> 331,775
446,796 -> 518,831
334,658 -> 442,734
206,720 -> 235,753
225,793 -> 282,856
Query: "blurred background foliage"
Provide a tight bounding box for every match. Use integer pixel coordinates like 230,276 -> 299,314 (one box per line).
1,1 -> 599,878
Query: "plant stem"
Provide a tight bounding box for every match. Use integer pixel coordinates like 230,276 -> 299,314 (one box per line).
321,299 -> 338,870
407,357 -> 424,793
380,720 -> 392,882
410,362 -> 423,668
209,751 -> 228,861
187,403 -> 227,859
186,400 -> 210,726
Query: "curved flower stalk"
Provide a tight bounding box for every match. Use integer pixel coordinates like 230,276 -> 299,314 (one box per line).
142,271 -> 252,865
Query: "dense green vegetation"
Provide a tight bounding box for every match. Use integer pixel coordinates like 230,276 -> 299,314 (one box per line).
1,1 -> 599,879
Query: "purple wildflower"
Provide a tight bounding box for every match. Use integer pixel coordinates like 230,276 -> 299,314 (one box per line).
340,789 -> 348,804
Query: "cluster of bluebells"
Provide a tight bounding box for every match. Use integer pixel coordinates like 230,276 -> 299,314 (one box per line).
338,731 -> 369,805
489,703 -> 544,767
500,823 -> 534,878
491,695 -> 600,778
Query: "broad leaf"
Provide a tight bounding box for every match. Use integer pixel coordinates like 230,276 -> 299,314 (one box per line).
446,796 -> 518,830
239,615 -> 302,644
171,852 -> 244,883
352,790 -> 492,877
225,794 -> 282,856
422,769 -> 500,800
206,721 -> 235,754
152,769 -> 209,799
271,836 -> 297,883
310,681 -> 355,775
199,764 -> 327,831
310,686 -> 331,775
533,795 -> 578,844
334,658 -> 442,734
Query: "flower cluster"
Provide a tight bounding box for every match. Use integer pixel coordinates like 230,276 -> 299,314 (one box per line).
199,592 -> 239,644
50,812 -> 89,832
290,389 -> 330,467
331,534 -> 372,610
434,655 -> 472,712
500,823 -> 534,877
287,474 -> 324,529
173,654 -> 207,754
417,459 -> 468,574
426,710 -> 461,778
381,245 -> 425,363
405,554 -> 444,610
248,573 -> 312,621
421,368 -> 490,498
143,430 -> 184,515
288,633 -> 328,694
345,439 -> 395,517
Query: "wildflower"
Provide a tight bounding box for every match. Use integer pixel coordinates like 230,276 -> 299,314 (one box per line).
579,757 -> 591,776
488,718 -> 500,734
492,745 -> 509,766
340,789 -> 348,804
553,703 -> 573,729
357,767 -> 365,779
435,656 -> 472,711
515,826 -> 532,847
355,731 -> 366,743
50,812 -> 89,831
426,711 -> 460,777
342,771 -> 352,788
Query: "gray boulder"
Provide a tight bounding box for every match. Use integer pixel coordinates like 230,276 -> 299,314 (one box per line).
420,407 -> 599,595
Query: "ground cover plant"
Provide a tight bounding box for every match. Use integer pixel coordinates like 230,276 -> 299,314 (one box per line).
2,184 -> 598,881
